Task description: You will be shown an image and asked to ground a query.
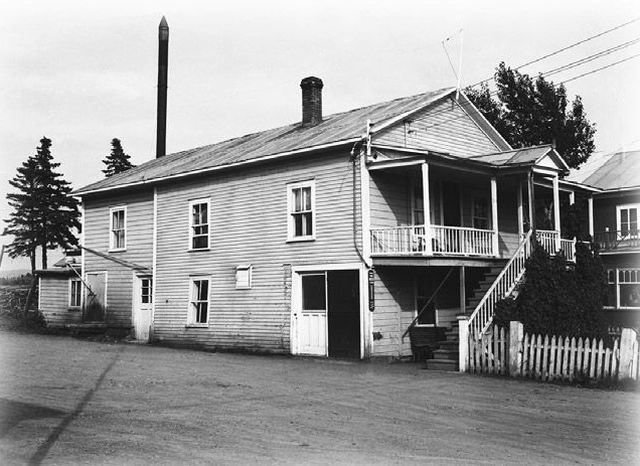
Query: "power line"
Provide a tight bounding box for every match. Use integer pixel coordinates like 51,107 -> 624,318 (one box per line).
471,17 -> 640,87
559,52 -> 640,84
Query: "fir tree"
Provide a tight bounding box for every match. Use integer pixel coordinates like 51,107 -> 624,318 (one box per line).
102,138 -> 135,177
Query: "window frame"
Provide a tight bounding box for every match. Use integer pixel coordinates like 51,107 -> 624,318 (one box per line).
287,180 -> 316,242
187,276 -> 211,327
472,196 -> 490,230
68,277 -> 82,309
606,267 -> 640,310
616,203 -> 639,236
141,277 -> 153,304
235,265 -> 253,290
188,198 -> 211,251
109,205 -> 127,252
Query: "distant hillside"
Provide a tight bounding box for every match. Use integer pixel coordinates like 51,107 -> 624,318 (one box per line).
0,269 -> 31,279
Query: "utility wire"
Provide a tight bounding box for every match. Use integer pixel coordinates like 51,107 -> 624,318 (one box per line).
471,17 -> 640,87
560,52 -> 640,84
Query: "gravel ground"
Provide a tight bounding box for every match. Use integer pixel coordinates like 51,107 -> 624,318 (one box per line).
0,331 -> 638,465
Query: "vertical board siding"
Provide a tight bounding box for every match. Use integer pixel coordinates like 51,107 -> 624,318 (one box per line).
371,268 -> 414,357
374,97 -> 501,158
83,190 -> 154,326
39,276 -> 82,326
153,150 -> 362,353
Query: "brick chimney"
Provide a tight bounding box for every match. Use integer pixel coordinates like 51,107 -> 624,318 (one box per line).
300,76 -> 323,127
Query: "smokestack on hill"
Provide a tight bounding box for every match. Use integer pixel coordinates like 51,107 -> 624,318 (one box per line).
156,16 -> 169,158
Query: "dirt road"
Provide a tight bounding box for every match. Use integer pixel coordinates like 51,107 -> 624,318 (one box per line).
0,331 -> 638,465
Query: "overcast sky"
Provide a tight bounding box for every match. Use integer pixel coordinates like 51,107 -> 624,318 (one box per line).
1,0 -> 639,272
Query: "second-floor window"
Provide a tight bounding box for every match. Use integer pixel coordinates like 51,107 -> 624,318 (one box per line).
288,181 -> 315,241
617,204 -> 639,236
189,199 -> 210,250
109,206 -> 126,251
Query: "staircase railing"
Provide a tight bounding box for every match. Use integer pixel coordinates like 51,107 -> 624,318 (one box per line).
468,230 -> 533,338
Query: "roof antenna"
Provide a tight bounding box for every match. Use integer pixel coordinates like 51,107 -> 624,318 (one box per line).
441,29 -> 464,100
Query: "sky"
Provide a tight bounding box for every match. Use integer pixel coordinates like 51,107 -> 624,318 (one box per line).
1,0 -> 639,272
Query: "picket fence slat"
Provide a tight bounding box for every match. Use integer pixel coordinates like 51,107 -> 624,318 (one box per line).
568,337 -> 576,382
590,339 -> 597,379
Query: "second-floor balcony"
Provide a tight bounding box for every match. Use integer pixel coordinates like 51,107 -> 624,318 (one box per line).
594,230 -> 640,252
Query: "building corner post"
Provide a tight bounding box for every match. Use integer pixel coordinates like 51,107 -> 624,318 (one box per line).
490,176 -> 498,256
457,315 -> 469,372
553,173 -> 561,252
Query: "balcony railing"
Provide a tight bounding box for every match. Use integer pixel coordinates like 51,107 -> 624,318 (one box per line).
370,225 -> 496,257
535,230 -> 576,261
594,230 -> 640,251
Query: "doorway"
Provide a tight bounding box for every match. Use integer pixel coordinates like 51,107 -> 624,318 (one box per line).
133,275 -> 153,341
292,268 -> 361,358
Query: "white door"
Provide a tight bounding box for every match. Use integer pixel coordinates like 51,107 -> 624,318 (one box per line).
292,272 -> 327,356
133,276 -> 153,341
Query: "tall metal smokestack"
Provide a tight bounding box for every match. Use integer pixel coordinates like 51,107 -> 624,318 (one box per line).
156,16 -> 169,158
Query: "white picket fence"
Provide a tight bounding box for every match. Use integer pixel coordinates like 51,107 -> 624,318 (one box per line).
463,321 -> 640,383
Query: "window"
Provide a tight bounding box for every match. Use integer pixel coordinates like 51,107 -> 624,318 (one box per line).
301,273 -> 326,310
287,181 -> 315,240
188,277 -> 210,325
235,265 -> 252,289
189,199 -> 210,250
472,197 -> 489,230
606,268 -> 640,309
141,278 -> 152,304
617,204 -> 639,236
109,206 -> 126,251
69,278 -> 82,308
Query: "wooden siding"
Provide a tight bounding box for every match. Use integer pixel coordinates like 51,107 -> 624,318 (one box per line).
374,96 -> 502,158
83,190 -> 153,326
39,276 -> 82,327
153,149 -> 363,353
371,267 -> 414,357
593,193 -> 640,234
369,172 -> 410,227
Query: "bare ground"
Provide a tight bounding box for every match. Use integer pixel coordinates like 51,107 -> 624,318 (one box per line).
0,331 -> 638,465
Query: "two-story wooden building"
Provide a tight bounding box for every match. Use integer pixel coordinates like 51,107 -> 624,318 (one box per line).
568,149 -> 640,328
35,77 -> 589,365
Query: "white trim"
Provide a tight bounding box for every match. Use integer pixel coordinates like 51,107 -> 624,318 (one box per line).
187,275 -> 211,326
490,176 -> 499,256
422,162 -> 432,255
80,200 -> 85,294
588,196 -> 594,237
188,198 -> 211,251
152,187 -> 157,334
75,138 -> 361,197
616,203 -> 640,233
286,180 -> 316,242
553,174 -> 561,249
37,276 -> 41,310
108,205 -> 127,252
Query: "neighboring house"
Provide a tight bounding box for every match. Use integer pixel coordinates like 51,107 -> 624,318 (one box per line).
38,78 -> 585,365
567,149 -> 640,328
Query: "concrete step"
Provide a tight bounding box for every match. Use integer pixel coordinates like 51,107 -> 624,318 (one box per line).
425,359 -> 459,371
433,349 -> 459,360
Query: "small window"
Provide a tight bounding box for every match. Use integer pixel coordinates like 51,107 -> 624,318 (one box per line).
189,199 -> 210,250
69,278 -> 82,308
287,181 -> 315,241
188,277 -> 210,325
236,265 -> 252,289
141,278 -> 153,304
472,197 -> 489,230
109,206 -> 126,251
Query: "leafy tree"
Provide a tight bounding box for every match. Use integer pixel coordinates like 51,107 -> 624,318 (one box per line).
102,138 -> 135,177
3,137 -> 80,318
466,62 -> 596,168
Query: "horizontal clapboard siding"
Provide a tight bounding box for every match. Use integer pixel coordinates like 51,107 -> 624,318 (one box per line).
370,172 -> 410,227
374,97 -> 501,157
371,268 -> 414,357
39,276 -> 82,326
83,190 -> 154,326
153,149 -> 362,352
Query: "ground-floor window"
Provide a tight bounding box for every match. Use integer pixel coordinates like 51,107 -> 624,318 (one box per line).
607,268 -> 640,309
141,278 -> 153,304
188,277 -> 210,324
69,278 -> 82,308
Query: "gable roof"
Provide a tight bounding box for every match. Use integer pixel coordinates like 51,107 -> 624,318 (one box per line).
74,87 -> 464,196
566,149 -> 640,190
469,145 -> 569,171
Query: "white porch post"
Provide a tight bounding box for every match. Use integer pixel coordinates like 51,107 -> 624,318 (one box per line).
490,176 -> 499,256
422,162 -> 432,255
588,195 -> 594,238
517,179 -> 524,237
569,191 -> 575,205
553,174 -> 561,251
459,266 -> 466,315
457,315 -> 469,372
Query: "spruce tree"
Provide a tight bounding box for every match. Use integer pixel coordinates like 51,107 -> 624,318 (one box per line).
102,138 -> 135,177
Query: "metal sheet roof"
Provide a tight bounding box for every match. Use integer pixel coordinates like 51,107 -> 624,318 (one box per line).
469,146 -> 553,166
75,87 -> 455,195
567,150 -> 640,190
